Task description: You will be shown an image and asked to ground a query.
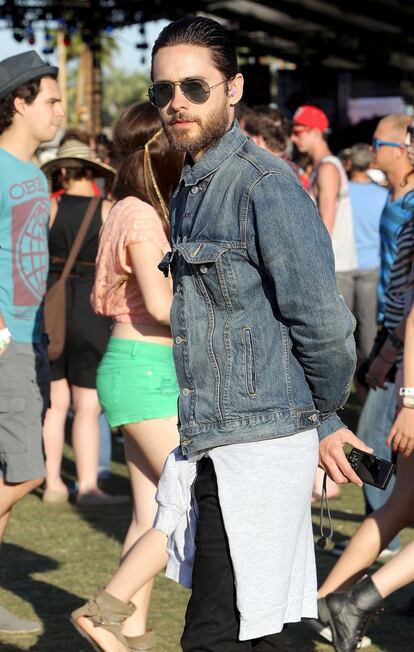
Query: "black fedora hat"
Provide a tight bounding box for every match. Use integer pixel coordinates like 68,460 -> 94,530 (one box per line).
0,51 -> 59,101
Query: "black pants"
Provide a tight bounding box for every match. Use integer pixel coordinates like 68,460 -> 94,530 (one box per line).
181,457 -> 286,652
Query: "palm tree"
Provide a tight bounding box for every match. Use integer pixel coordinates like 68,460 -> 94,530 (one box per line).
52,29 -> 120,134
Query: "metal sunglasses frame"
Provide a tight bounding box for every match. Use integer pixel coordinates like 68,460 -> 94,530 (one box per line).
148,78 -> 229,108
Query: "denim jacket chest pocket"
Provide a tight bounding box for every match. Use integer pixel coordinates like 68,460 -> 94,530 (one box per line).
174,241 -> 239,307
170,239 -> 266,429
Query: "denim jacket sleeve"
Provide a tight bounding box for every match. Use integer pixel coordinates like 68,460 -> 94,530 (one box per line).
248,170 -> 356,440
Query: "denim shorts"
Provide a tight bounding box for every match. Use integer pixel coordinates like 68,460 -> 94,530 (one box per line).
0,337 -> 50,483
97,338 -> 179,428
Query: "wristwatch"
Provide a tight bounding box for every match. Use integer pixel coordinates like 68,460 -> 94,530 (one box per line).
386,330 -> 403,351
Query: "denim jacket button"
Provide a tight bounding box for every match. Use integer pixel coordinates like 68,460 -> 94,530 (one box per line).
175,336 -> 184,344
190,186 -> 199,194
200,265 -> 208,274
183,388 -> 191,396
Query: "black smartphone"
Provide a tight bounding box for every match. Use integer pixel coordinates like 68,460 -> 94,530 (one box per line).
347,447 -> 395,490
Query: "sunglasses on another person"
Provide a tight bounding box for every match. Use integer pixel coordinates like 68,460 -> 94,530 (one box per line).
372,138 -> 405,151
148,78 -> 229,108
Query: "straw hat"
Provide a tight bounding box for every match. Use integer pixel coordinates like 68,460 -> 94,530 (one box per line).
41,139 -> 115,179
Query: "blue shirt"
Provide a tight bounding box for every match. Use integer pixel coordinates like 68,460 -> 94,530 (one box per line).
0,148 -> 50,342
378,190 -> 414,323
348,181 -> 387,270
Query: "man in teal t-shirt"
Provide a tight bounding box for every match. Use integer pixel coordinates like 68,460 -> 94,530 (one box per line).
0,51 -> 63,635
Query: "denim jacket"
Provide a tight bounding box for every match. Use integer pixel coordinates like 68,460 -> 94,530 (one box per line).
161,121 -> 356,455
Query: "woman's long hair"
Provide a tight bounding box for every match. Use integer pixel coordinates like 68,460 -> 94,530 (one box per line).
111,102 -> 183,232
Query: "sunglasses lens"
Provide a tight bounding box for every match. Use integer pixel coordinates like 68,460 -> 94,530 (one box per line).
181,80 -> 209,104
149,83 -> 173,108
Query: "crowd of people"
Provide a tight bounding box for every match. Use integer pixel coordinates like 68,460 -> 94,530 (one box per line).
0,14 -> 414,652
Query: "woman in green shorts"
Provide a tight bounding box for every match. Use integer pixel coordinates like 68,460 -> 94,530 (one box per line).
82,102 -> 183,650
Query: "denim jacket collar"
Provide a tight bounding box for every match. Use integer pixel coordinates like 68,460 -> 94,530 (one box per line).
181,120 -> 248,187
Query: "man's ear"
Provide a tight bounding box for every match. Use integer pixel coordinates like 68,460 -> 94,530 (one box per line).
13,96 -> 26,116
228,73 -> 244,106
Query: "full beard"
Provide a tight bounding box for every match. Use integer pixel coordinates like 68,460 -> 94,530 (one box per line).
162,99 -> 230,157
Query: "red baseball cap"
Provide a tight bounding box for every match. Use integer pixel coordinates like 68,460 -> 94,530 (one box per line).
293,105 -> 330,132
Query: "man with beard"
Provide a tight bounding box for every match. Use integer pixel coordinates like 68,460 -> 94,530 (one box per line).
69,16 -> 372,652
149,16 -> 374,651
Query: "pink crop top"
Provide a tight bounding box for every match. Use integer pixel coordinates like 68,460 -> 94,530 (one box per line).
91,196 -> 171,324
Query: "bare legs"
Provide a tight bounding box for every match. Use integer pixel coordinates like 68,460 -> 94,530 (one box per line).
120,416 -> 178,636
318,452 -> 414,597
43,379 -> 70,495
73,416 -> 178,652
42,381 -> 105,497
71,385 -> 103,496
0,475 -> 43,541
372,539 -> 414,598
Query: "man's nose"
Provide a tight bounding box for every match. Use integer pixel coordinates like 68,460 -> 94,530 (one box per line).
170,84 -> 190,111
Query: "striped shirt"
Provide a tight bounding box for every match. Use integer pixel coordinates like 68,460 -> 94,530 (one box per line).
378,190 -> 414,322
384,218 -> 414,331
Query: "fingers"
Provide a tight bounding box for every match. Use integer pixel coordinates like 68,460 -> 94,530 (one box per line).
336,450 -> 364,486
391,430 -> 402,453
391,430 -> 414,457
320,456 -> 349,484
344,431 -> 373,454
403,439 -> 414,458
386,429 -> 396,446
319,429 -> 372,487
386,421 -> 398,446
320,441 -> 362,486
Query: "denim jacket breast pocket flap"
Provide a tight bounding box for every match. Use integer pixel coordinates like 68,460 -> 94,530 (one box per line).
175,241 -> 229,266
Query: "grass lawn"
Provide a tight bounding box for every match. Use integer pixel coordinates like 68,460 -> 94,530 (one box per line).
1,394 -> 413,652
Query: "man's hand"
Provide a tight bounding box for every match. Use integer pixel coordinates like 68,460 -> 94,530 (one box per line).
365,353 -> 393,391
319,428 -> 373,486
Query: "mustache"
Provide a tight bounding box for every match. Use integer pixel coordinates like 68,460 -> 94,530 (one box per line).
168,114 -> 201,126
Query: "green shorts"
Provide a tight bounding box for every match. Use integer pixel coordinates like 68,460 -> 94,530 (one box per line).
97,338 -> 179,428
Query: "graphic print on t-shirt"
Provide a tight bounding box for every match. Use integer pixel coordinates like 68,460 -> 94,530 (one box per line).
11,197 -> 49,305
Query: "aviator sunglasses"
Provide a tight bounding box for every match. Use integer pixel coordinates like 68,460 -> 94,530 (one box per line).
148,78 -> 229,108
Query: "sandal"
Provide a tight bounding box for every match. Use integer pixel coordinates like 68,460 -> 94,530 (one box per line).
125,630 -> 155,650
70,590 -> 136,652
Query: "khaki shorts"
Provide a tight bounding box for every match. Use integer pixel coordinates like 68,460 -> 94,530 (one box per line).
0,337 -> 50,483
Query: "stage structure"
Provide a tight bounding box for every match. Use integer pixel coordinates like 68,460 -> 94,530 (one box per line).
0,1 -> 413,133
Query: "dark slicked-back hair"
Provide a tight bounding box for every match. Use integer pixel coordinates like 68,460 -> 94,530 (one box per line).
151,16 -> 238,81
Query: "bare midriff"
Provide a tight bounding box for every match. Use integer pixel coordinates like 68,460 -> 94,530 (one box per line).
112,321 -> 173,346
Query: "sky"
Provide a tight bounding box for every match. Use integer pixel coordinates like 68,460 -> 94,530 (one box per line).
0,20 -> 169,74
